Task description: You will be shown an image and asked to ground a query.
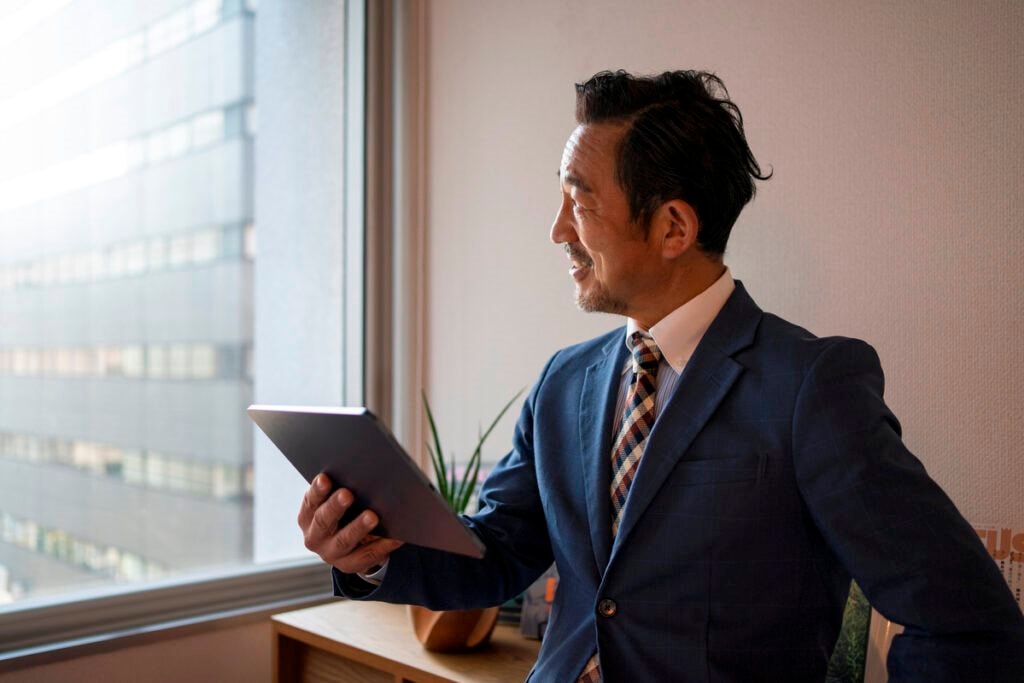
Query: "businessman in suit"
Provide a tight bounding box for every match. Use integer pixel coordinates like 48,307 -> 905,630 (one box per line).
298,71 -> 1024,681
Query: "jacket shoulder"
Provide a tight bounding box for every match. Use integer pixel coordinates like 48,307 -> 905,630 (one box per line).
754,311 -> 879,371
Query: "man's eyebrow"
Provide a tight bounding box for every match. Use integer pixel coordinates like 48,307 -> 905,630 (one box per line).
557,169 -> 594,193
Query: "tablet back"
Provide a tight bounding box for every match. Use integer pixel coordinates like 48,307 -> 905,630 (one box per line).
248,405 -> 485,559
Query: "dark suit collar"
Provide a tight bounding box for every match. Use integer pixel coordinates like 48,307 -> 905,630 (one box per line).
695,279 -> 761,358
579,280 -> 763,574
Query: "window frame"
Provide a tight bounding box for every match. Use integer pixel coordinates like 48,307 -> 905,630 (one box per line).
0,559 -> 329,663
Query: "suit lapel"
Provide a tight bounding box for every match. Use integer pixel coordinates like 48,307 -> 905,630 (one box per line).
578,334 -> 627,573
609,281 -> 763,561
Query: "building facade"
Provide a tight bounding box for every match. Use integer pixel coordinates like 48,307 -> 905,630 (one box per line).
0,0 -> 255,602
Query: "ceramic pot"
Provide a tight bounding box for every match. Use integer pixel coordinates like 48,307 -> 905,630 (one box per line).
408,604 -> 500,652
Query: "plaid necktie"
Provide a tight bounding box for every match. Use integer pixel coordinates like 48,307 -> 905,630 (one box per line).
579,331 -> 662,683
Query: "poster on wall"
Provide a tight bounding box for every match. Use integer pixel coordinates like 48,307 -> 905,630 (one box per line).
973,524 -> 1024,612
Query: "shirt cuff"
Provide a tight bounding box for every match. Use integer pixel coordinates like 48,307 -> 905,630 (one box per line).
357,560 -> 389,586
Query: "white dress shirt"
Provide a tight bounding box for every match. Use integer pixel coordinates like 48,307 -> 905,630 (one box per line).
613,267 -> 735,435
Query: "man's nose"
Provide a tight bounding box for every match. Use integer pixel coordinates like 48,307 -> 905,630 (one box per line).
550,201 -> 577,245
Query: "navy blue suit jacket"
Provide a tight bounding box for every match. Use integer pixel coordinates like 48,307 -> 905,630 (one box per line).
335,281 -> 1024,681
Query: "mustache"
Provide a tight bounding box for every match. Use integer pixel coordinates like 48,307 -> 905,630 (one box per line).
564,244 -> 593,266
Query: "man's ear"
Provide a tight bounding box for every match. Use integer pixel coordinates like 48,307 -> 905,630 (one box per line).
653,200 -> 699,259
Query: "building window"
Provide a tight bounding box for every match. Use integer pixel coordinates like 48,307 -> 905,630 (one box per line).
0,0 -> 263,607
0,0 -> 365,657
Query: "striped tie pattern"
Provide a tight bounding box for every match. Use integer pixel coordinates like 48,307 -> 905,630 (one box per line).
578,331 -> 662,683
610,331 -> 662,535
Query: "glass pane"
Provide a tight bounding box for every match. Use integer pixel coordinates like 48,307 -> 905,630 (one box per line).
0,0 -> 262,604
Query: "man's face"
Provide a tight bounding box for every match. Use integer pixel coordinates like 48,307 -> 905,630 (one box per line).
550,124 -> 659,316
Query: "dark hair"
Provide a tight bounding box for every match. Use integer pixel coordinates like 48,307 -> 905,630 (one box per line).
575,70 -> 771,254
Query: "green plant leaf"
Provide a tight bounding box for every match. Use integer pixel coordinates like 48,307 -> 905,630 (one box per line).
425,440 -> 448,501
470,388 -> 526,462
421,387 -> 526,514
458,444 -> 483,514
460,388 -> 525,512
448,451 -> 458,511
454,449 -> 476,513
422,391 -> 448,502
450,425 -> 477,513
455,425 -> 484,513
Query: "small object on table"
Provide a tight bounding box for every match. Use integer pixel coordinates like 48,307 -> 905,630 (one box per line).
520,565 -> 559,640
408,604 -> 501,652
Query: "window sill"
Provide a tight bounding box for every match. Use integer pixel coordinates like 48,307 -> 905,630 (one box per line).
0,559 -> 333,673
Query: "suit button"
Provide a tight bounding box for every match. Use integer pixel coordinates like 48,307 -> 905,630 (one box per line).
597,598 -> 617,618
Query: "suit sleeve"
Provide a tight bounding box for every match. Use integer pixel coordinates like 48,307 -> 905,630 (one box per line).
792,338 -> 1024,682
332,353 -> 558,609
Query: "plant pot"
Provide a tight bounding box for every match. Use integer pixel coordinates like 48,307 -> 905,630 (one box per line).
408,604 -> 500,652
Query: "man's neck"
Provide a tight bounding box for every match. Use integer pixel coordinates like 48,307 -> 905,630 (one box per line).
628,260 -> 728,330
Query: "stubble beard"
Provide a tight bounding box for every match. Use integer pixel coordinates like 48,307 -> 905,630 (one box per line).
567,244 -> 629,315
575,282 -> 628,315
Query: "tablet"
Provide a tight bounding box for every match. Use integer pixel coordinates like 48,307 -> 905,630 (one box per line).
248,405 -> 486,559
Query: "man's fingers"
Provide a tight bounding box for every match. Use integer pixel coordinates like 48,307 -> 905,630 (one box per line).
322,509 -> 383,565
298,485 -> 401,574
335,537 -> 405,575
297,474 -> 333,530
305,488 -> 355,549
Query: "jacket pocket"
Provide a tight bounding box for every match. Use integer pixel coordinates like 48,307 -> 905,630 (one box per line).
667,453 -> 766,486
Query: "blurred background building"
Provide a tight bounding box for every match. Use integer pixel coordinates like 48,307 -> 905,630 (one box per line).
0,0 -> 256,602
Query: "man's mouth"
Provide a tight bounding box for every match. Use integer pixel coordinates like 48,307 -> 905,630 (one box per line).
569,261 -> 591,280
566,247 -> 593,280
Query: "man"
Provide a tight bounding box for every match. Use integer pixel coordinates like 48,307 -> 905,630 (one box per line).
298,71 -> 1024,681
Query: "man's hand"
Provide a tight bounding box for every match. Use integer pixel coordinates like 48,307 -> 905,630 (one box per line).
298,473 -> 404,575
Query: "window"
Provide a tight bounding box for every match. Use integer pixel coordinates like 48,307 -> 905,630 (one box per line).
0,0 -> 367,655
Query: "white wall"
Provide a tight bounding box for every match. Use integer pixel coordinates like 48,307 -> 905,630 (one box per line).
420,0 -> 1024,529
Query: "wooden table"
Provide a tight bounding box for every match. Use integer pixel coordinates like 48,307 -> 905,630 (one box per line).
272,601 -> 541,683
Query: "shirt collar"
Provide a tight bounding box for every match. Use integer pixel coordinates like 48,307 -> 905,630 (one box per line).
625,267 -> 736,374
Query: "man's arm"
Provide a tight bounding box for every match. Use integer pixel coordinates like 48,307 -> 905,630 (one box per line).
792,338 -> 1024,682
332,353 -> 559,610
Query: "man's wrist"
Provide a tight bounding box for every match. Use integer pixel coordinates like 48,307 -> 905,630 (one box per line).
356,560 -> 389,586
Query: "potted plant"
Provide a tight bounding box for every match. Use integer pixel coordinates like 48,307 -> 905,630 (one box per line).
408,388 -> 523,652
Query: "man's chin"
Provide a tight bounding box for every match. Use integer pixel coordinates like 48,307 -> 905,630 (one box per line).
574,285 -> 625,315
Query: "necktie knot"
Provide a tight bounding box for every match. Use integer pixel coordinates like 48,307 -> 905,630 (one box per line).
627,331 -> 662,378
